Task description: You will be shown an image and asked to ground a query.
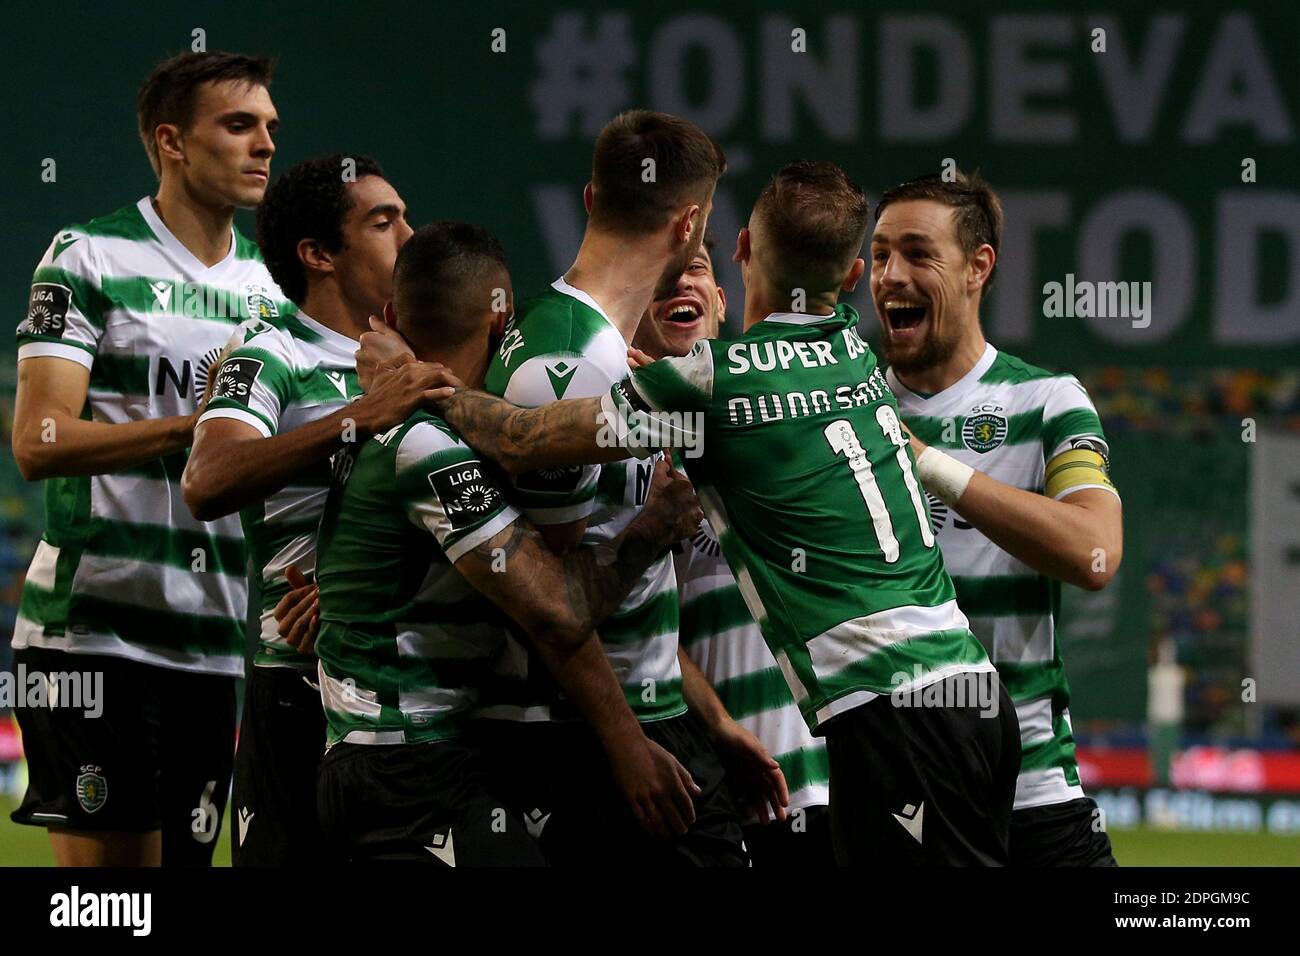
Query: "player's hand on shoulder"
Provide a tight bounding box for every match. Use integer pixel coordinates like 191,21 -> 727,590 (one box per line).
606,735 -> 700,839
640,457 -> 703,545
274,564 -> 320,655
355,314 -> 417,391
352,360 -> 462,434
626,346 -> 655,370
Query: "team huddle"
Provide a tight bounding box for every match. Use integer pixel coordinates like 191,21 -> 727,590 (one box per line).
10,52 -> 1124,867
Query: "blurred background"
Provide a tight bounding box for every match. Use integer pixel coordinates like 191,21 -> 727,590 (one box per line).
1,0 -> 1297,865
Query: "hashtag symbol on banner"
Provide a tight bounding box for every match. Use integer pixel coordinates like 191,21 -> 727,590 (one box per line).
531,12 -> 637,139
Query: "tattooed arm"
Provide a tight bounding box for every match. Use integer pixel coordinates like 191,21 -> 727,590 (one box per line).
433,385 -> 630,476
450,459 -> 703,836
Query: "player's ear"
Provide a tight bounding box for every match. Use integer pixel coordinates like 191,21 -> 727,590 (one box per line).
382,300 -> 398,328
968,244 -> 995,296
583,182 -> 594,216
675,204 -> 699,245
733,228 -> 750,265
155,123 -> 185,167
715,284 -> 727,323
841,258 -> 866,293
297,238 -> 333,279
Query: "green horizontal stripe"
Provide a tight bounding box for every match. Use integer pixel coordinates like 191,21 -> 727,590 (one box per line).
78,206 -> 158,243
714,666 -> 797,721
902,410 -> 1043,451
99,275 -> 264,325
774,744 -> 829,796
31,265 -> 112,328
995,661 -> 1070,704
17,333 -> 97,356
598,588 -> 678,646
951,575 -> 1052,617
22,587 -> 242,658
86,516 -> 246,576
978,357 -> 1059,386
1042,408 -> 1104,452
812,629 -> 989,702
88,352 -> 150,395
680,585 -> 755,645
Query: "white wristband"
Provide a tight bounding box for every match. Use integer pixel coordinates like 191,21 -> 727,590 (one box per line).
915,446 -> 975,507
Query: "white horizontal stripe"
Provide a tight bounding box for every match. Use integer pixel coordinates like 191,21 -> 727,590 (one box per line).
12,615 -> 243,676
1017,696 -> 1056,745
197,406 -> 271,438
443,508 -> 519,564
976,614 -> 1054,666
472,705 -> 568,723
806,600 -> 970,681
25,540 -> 59,590
320,669 -> 382,718
1054,482 -> 1121,502
395,627 -> 504,661
397,684 -> 469,715
334,729 -> 408,747
519,500 -> 596,526
1013,767 -> 1084,811
264,534 -> 316,583
91,473 -> 243,538
17,342 -> 95,370
72,554 -> 246,618
263,485 -> 327,524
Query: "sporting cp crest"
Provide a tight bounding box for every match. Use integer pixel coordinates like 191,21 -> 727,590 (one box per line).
76,765 -> 107,814
244,283 -> 279,321
961,405 -> 1008,453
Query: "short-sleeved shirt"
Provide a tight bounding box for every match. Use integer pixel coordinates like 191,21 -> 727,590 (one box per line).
601,303 -> 994,733
198,312 -> 363,670
13,197 -> 292,675
313,409 -> 520,747
475,278 -> 684,723
891,344 -> 1119,810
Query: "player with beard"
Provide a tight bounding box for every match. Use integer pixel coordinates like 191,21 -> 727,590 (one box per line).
359,110 -> 745,865
370,161 -> 1022,866
871,171 -> 1121,866
632,238 -> 831,866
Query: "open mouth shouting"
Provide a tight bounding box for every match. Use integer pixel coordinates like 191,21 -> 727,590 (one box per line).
657,295 -> 705,333
881,297 -> 929,343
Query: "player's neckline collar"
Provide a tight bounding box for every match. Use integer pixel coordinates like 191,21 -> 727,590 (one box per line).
887,343 -> 998,405
551,276 -> 621,337
761,310 -> 837,326
137,196 -> 237,276
293,309 -> 361,354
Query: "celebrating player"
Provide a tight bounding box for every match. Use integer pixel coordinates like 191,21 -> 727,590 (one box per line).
9,51 -> 285,865
631,239 -> 829,865
363,160 -> 1022,865
181,154 -> 445,864
871,171 -> 1122,866
370,110 -> 748,866
312,222 -> 705,863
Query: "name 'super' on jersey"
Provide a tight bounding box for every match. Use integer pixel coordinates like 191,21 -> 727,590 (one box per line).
602,303 -> 994,732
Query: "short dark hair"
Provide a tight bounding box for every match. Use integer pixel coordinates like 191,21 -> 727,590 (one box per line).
874,170 -> 1003,290
137,51 -> 275,177
590,110 -> 727,234
255,154 -> 385,307
752,160 -> 870,293
393,222 -> 508,348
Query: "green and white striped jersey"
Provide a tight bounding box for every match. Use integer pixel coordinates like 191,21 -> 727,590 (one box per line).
476,278 -> 684,723
602,304 -> 993,733
313,410 -> 519,747
198,312 -> 362,671
675,511 -> 830,813
13,197 -> 292,676
889,344 -> 1118,810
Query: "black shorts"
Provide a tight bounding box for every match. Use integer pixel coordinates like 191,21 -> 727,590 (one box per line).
471,712 -> 747,867
316,737 -> 546,865
10,645 -> 236,866
1010,797 -> 1117,866
743,804 -> 836,868
824,672 -> 1020,866
230,665 -> 327,866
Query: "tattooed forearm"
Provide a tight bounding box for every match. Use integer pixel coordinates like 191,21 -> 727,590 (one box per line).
468,519 -> 533,566
558,516 -> 669,634
439,387 -> 611,474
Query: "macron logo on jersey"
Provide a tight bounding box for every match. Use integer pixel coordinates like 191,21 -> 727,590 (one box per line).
546,360 -> 578,399
893,802 -> 924,844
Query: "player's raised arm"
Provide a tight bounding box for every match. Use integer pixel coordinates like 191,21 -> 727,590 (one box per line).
908,386 -> 1123,591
